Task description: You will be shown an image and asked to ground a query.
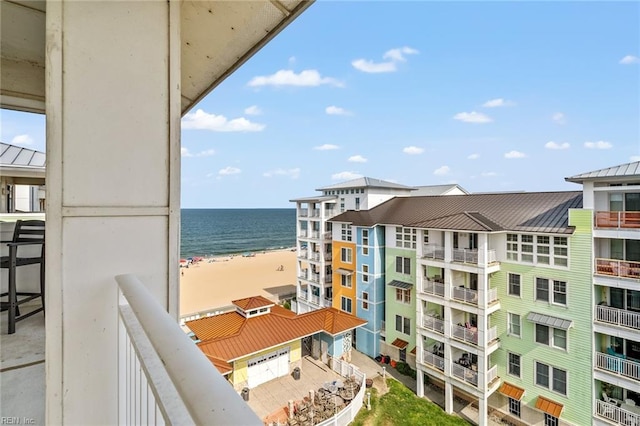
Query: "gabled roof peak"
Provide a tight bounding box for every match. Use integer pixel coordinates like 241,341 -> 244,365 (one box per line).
316,177 -> 415,191
566,161 -> 640,183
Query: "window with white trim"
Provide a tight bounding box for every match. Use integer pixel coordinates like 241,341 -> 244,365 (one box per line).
508,397 -> 521,418
508,273 -> 521,297
341,296 -> 352,314
535,362 -> 567,395
341,224 -> 352,241
423,231 -> 429,244
544,413 -> 559,426
395,288 -> 411,304
341,247 -> 352,263
395,256 -> 411,274
535,324 -> 567,350
362,292 -> 369,310
506,234 -> 569,267
508,352 -> 521,377
507,234 -> 519,261
535,278 -> 567,306
341,274 -> 352,288
395,315 -> 411,335
396,227 -> 417,249
362,264 -> 369,283
508,313 -> 521,337
362,229 -> 369,256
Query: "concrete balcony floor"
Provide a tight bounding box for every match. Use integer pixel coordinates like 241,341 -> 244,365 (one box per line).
0,310 -> 45,425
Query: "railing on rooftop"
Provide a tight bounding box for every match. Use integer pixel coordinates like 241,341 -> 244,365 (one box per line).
595,305 -> 640,330
595,258 -> 640,279
595,211 -> 640,229
116,274 -> 260,425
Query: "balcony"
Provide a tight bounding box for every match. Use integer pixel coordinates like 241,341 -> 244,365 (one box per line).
310,209 -> 320,218
595,258 -> 640,280
422,244 -> 445,260
452,286 -> 478,305
595,352 -> 640,382
451,363 -> 478,387
422,315 -> 445,334
595,305 -> 640,331
311,231 -> 320,239
422,244 -> 497,266
451,323 -> 479,346
300,230 -> 308,238
595,211 -> 640,229
322,232 -> 332,240
421,278 -> 445,298
299,208 -> 309,217
595,400 -> 640,425
309,252 -> 321,262
421,350 -> 445,372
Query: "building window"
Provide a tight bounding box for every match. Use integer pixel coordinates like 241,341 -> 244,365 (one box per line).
554,237 -> 568,266
535,324 -> 567,350
362,292 -> 369,310
363,246 -> 369,256
341,296 -> 352,313
362,229 -> 369,256
395,227 -> 417,249
508,313 -> 521,337
508,352 -> 521,377
355,197 -> 360,210
507,234 -> 519,261
362,265 -> 369,283
553,280 -> 567,305
536,278 -> 567,306
508,398 -> 521,418
423,231 -> 429,244
521,235 -> 534,262
544,413 -> 559,426
395,288 -> 411,304
341,274 -> 352,288
395,256 -> 411,274
535,362 -> 567,395
341,247 -> 352,263
341,224 -> 352,241
395,315 -> 411,335
508,273 -> 521,297
506,234 -> 569,267
536,277 -> 549,302
537,235 -> 550,264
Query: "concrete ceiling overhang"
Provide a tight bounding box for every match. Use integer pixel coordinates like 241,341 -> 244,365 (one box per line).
0,0 -> 314,115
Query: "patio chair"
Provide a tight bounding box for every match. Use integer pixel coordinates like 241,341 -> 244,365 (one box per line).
0,220 -> 45,334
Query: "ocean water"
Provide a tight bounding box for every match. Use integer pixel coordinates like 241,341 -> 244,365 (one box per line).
180,208 -> 296,258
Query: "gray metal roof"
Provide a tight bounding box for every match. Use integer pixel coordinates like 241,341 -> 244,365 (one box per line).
289,195 -> 337,203
0,142 -> 45,168
330,191 -> 582,234
526,312 -> 573,330
411,184 -> 469,196
388,280 -> 413,289
316,177 -> 415,191
565,161 -> 640,183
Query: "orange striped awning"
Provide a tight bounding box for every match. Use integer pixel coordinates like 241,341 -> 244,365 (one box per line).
498,382 -> 525,401
391,338 -> 409,349
535,396 -> 563,417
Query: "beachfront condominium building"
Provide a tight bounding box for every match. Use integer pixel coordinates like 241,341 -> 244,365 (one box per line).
331,190 -> 594,426
290,178 -> 415,314
565,161 -> 640,426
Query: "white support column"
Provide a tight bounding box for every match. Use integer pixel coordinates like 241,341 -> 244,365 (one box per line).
478,396 -> 488,426
417,369 -> 424,398
46,1 -> 181,423
445,381 -> 454,414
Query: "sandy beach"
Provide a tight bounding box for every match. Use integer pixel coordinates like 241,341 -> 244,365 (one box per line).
179,249 -> 298,316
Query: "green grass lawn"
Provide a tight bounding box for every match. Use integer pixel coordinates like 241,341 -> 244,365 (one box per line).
351,379 -> 471,426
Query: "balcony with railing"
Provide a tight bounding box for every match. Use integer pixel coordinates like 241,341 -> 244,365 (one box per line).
595,352 -> 640,382
595,400 -> 640,425
595,305 -> 640,331
299,208 -> 309,217
322,232 -> 332,240
310,209 -> 320,217
421,350 -> 445,372
451,363 -> 478,387
451,323 -> 479,346
298,249 -> 308,260
422,244 -> 445,261
421,278 -> 445,298
309,252 -> 321,262
595,258 -> 640,280
452,248 -> 497,265
299,229 -> 308,238
452,286 -> 478,305
422,315 -> 445,335
311,231 -> 320,239
595,211 -> 640,229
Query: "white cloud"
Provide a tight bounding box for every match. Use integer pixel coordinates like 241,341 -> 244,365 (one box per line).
352,46 -> 418,73
314,144 -> 340,151
620,55 -> 640,64
403,146 -> 424,155
467,153 -> 480,160
584,141 -> 613,149
545,141 -> 570,150
504,150 -> 526,159
218,166 -> 241,176
181,147 -> 193,157
631,156 -> 640,162
244,105 -> 262,115
433,166 -> 450,176
11,134 -> 33,145
182,109 -> 265,132
196,149 -> 215,157
552,112 -> 566,125
348,155 -> 367,163
331,171 -> 363,181
263,168 -> 301,179
482,98 -> 515,108
247,69 -> 343,87
325,106 -> 353,116
453,111 -> 493,124
481,172 -> 498,177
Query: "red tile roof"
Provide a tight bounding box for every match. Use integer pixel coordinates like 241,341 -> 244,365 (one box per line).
391,338 -> 409,349
188,302 -> 366,362
232,295 -> 274,311
203,354 -> 233,376
535,396 -> 563,417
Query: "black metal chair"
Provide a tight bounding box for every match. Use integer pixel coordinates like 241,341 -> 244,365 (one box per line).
0,220 -> 45,334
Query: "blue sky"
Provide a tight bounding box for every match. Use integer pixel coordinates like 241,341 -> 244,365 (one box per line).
2,1 -> 639,208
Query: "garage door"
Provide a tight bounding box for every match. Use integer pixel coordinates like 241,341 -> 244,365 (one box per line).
247,347 -> 290,388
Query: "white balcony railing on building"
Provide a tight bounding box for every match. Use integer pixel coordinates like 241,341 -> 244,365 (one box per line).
422,279 -> 445,297
310,252 -> 321,262
422,350 -> 445,372
300,230 -> 308,238
596,305 -> 640,330
325,275 -> 333,284
310,273 -> 320,283
451,363 -> 478,387
451,324 -> 479,346
380,320 -> 386,334
487,326 -> 498,344
422,244 -> 445,260
487,365 -> 498,384
298,249 -> 308,259
595,258 -> 640,280
299,270 -> 309,281
324,297 -> 332,306
116,274 -> 259,425
310,294 -> 320,305
452,286 -> 478,305
310,209 -> 320,217
595,400 -> 640,426
311,231 -> 320,239
452,248 -> 478,264
595,352 -> 640,382
321,358 -> 366,426
299,209 -> 309,217
299,290 -> 309,301
488,287 -> 498,304
322,232 -> 332,240
422,315 -> 445,334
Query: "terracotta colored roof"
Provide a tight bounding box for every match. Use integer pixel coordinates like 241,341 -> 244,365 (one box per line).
232,295 -> 274,311
410,347 -> 416,355
391,338 -> 409,349
330,191 -> 582,235
535,396 -> 563,417
498,382 -> 525,401
203,354 -> 233,376
188,302 -> 366,362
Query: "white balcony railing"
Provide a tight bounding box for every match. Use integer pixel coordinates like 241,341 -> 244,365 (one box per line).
299,230 -> 308,238
310,273 -> 320,283
322,232 -> 332,240
451,324 -> 479,346
310,294 -> 320,305
310,209 -> 320,217
422,279 -> 445,297
596,305 -> 640,330
487,326 -> 498,343
311,231 -> 320,239
310,252 -> 320,262
116,274 -> 259,425
452,286 -> 478,305
452,248 -> 479,264
299,209 -> 309,217
451,363 -> 478,387
298,249 -> 308,259
422,244 -> 445,260
298,290 -> 308,301
323,297 -> 332,306
488,287 -> 498,304
422,350 -> 445,371
595,352 -> 640,382
595,400 -> 640,425
487,364 -> 498,384
324,251 -> 333,261
422,315 -> 445,334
